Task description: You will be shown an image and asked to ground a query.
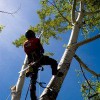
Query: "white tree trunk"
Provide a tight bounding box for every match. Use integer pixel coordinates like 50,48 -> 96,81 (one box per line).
40,3 -> 84,98
11,56 -> 28,100
39,24 -> 80,100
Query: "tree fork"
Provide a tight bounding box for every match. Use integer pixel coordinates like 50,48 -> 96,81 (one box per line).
40,1 -> 84,99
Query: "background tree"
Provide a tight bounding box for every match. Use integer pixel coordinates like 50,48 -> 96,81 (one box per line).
0,6 -> 20,32
0,25 -> 4,32
12,0 -> 100,100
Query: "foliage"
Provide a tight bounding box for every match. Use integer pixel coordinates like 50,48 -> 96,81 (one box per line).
0,25 -> 4,32
75,68 -> 100,100
81,80 -> 100,100
82,0 -> 100,38
13,0 -> 100,47
12,35 -> 27,47
13,0 -> 72,46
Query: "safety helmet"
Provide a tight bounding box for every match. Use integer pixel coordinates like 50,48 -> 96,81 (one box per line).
25,30 -> 36,39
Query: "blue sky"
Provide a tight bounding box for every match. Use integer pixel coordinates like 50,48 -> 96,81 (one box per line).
0,0 -> 100,100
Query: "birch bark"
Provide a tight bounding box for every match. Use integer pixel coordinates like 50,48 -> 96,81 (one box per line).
40,2 -> 84,100
11,56 -> 28,100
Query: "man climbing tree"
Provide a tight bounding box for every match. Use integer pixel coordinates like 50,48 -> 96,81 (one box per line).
24,30 -> 59,100
11,0 -> 100,100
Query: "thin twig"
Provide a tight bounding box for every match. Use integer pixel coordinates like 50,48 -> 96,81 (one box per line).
0,4 -> 21,16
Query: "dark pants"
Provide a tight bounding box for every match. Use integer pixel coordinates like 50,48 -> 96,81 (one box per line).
29,55 -> 58,100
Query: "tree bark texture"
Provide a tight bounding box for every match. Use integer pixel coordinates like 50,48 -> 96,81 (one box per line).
11,56 -> 28,100
40,2 -> 84,99
40,24 -> 82,100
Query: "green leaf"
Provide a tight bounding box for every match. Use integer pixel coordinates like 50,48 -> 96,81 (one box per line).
0,25 -> 5,32
12,35 -> 26,47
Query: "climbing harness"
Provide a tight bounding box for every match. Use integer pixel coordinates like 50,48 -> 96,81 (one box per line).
19,55 -> 43,74
36,81 -> 46,88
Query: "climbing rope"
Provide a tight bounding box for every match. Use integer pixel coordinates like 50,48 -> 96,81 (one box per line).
25,83 -> 30,100
24,80 -> 46,100
79,63 -> 96,92
5,92 -> 11,100
79,64 -> 99,99
24,61 -> 44,100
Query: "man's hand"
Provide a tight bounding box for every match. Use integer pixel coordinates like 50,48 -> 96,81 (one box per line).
29,62 -> 35,66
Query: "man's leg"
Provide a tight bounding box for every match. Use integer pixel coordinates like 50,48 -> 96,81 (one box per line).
40,55 -> 58,75
30,71 -> 38,100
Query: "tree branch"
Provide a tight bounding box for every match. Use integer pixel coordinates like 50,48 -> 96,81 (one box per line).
85,10 -> 100,16
48,0 -> 71,25
79,62 -> 96,92
0,4 -> 21,15
76,1 -> 84,23
74,54 -> 100,77
76,34 -> 100,47
71,0 -> 76,24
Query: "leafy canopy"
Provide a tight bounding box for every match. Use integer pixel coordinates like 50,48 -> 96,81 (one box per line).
13,0 -> 100,47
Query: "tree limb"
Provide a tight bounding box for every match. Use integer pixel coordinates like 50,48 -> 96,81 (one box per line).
71,0 -> 76,24
79,62 -> 96,92
85,10 -> 100,16
76,34 -> 100,47
74,54 -> 100,77
77,1 -> 84,23
0,4 -> 21,15
48,0 -> 71,25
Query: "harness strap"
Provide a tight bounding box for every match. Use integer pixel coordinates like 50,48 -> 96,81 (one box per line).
36,81 -> 46,88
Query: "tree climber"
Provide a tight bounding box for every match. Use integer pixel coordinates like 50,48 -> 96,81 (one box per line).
23,30 -> 58,100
